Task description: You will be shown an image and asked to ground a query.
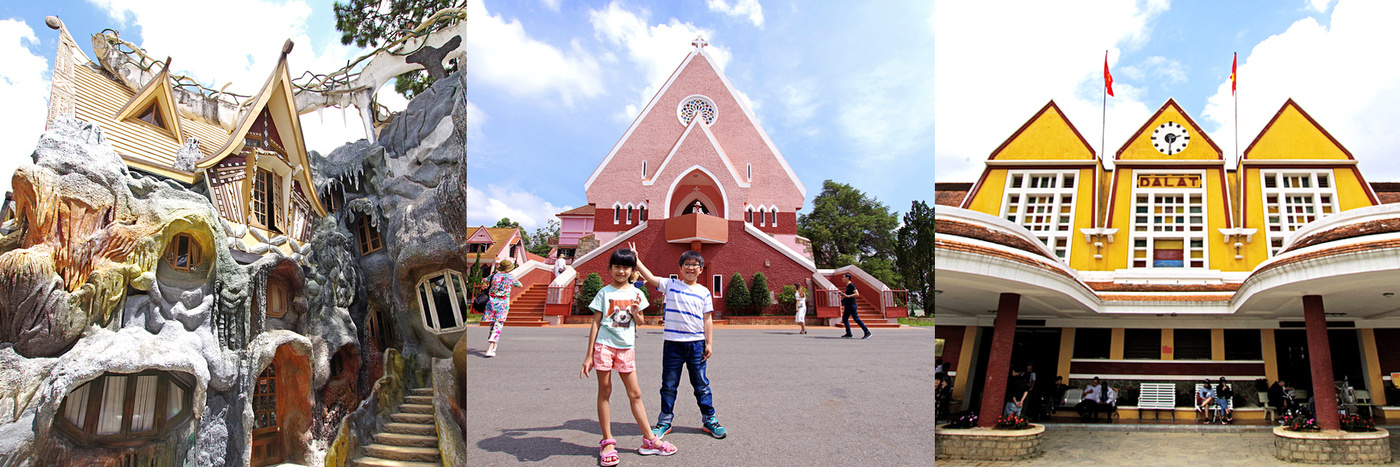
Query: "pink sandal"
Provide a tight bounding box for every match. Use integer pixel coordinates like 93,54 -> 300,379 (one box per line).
599,439 -> 619,466
639,436 -> 677,456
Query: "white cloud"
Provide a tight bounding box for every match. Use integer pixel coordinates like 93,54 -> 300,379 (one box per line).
838,60 -> 934,166
0,19 -> 50,197
933,0 -> 1170,182
589,2 -> 731,118
1202,1 -> 1400,176
466,100 -> 486,141
468,0 -> 604,106
706,0 -> 765,28
467,184 -> 571,231
1142,56 -> 1188,84
540,0 -> 561,12
1308,0 -> 1334,13
778,79 -> 818,126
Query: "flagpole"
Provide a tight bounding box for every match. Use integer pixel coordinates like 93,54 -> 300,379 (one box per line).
1101,50 -> 1108,231
1234,52 -> 1241,227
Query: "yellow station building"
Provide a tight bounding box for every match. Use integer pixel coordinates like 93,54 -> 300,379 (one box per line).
936,97 -> 1400,426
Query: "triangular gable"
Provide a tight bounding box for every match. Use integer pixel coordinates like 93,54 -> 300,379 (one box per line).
113,58 -> 184,145
583,45 -> 804,197
1115,98 -> 1222,161
198,45 -> 325,217
466,226 -> 494,244
645,116 -> 749,189
988,100 -> 1096,161
1242,98 -> 1353,161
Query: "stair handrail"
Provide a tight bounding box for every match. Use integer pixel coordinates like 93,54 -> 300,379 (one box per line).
830,265 -> 889,319
547,265 -> 577,306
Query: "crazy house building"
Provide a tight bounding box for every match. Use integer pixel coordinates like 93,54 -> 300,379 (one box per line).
0,11 -> 470,466
533,38 -> 908,325
935,97 -> 1400,429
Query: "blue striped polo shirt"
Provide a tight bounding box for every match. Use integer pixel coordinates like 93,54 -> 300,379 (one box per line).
659,278 -> 713,342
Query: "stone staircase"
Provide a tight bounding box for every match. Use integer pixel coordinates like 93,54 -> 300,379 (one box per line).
829,295 -> 901,329
479,284 -> 550,327
353,387 -> 441,467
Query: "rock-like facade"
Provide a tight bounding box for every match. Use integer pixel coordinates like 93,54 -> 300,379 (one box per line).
0,65 -> 466,466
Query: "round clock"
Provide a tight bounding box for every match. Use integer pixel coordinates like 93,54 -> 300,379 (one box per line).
1151,122 -> 1190,155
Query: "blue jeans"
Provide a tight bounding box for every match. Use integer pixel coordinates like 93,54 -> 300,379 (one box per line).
658,340 -> 714,424
842,304 -> 869,335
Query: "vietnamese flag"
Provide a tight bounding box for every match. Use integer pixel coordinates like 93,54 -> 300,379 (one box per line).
1104,51 -> 1115,97
1230,52 -> 1237,95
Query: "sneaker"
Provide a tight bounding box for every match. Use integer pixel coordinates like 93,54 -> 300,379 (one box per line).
639,437 -> 677,456
484,348 -> 496,358
651,422 -> 672,439
862,333 -> 872,339
840,334 -> 854,339
702,416 -> 727,439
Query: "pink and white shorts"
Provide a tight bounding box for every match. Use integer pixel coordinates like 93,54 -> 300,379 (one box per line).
593,343 -> 636,373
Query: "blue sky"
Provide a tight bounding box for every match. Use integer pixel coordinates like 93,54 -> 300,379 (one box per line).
466,0 -> 934,230
0,0 -> 403,198
936,0 -> 1400,184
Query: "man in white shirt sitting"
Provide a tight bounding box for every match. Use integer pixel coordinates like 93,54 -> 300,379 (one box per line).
1075,377 -> 1114,422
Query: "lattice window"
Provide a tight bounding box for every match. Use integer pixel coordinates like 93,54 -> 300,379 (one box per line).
252,168 -> 281,233
677,95 -> 717,126
1000,171 -> 1077,260
1130,174 -> 1207,269
355,213 -> 382,256
418,270 -> 470,333
162,233 -> 202,272
55,371 -> 194,445
1261,170 -> 1338,256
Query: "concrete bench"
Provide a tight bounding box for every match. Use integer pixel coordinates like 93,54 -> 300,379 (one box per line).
1137,383 -> 1176,420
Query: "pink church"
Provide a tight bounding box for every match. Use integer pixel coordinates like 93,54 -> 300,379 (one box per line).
534,38 -> 907,323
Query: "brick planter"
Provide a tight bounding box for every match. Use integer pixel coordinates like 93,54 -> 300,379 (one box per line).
934,424 -> 1044,461
1273,427 -> 1390,464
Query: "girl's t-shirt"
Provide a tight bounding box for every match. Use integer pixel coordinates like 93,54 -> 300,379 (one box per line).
589,284 -> 649,349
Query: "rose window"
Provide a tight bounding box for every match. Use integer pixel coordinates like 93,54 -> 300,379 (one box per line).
677,96 -> 717,126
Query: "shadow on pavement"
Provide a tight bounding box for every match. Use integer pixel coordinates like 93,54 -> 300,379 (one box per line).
478,418 -> 673,462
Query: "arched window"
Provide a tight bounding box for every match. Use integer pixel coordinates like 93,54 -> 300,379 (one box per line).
768,208 -> 777,226
56,371 -> 195,445
418,270 -> 471,333
758,207 -> 767,226
745,208 -> 753,224
626,204 -> 634,224
163,233 -> 203,272
266,280 -> 289,319
613,203 -> 622,224
639,204 -> 648,221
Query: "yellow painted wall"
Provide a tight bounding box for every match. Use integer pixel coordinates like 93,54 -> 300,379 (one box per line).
1116,103 -> 1221,162
1100,168 -> 1242,271
1243,103 -> 1350,161
989,105 -> 1096,161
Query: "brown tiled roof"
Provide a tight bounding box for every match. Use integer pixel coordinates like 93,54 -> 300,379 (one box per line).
1260,237 -> 1400,276
558,204 -> 595,216
1098,294 -> 1231,302
1371,183 -> 1400,204
72,64 -> 228,173
1085,282 -> 1241,292
935,219 -> 1053,261
935,183 -> 972,207
935,238 -> 1078,284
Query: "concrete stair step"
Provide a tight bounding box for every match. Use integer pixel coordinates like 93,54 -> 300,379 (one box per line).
374,432 -> 439,448
385,422 -> 437,436
400,403 -> 434,414
408,387 -> 433,396
390,412 -> 435,424
352,457 -> 440,467
404,395 -> 434,405
362,444 -> 440,463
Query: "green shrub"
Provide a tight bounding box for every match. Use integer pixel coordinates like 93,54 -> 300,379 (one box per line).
724,273 -> 750,315
776,285 -> 797,315
574,273 -> 604,315
749,272 -> 772,314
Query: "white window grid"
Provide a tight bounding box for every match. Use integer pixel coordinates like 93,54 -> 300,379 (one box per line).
1129,172 -> 1207,269
1000,171 -> 1077,260
1261,170 -> 1338,256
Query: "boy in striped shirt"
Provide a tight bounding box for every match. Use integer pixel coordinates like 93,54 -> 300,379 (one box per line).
627,242 -> 728,440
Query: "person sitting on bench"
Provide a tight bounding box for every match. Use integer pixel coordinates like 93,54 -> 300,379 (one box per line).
1075,377 -> 1112,422
1216,377 -> 1234,423
1195,379 -> 1217,423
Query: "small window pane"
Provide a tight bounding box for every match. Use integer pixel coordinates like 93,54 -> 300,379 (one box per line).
419,283 -> 436,330
64,382 -> 91,427
432,275 -> 457,329
1173,329 -> 1212,360
1123,329 -> 1161,359
167,381 -> 184,421
1224,329 -> 1263,360
130,375 -> 159,432
97,376 -> 127,435
1072,328 -> 1112,359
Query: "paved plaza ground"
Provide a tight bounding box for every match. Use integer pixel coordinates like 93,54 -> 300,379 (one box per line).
464,324 -> 935,465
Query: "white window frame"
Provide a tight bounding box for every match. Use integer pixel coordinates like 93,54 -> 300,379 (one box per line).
1000,170 -> 1078,261
1128,170 -> 1209,269
417,269 -> 470,333
613,202 -> 622,224
1260,169 -> 1339,256
713,274 -> 723,297
625,203 -> 635,225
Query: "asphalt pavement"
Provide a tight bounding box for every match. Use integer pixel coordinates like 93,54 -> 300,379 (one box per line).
464,324 -> 936,466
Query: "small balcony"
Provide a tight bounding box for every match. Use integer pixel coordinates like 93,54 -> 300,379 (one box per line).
664,212 -> 728,244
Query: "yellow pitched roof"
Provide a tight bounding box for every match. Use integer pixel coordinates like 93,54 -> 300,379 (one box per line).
988,101 -> 1097,161
1242,98 -> 1352,161
1115,98 -> 1222,161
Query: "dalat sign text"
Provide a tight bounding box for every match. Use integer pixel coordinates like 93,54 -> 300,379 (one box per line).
1137,174 -> 1201,189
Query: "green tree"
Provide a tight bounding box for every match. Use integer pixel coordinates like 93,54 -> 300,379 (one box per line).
749,272 -> 772,314
333,0 -> 464,98
798,180 -> 903,286
494,217 -> 521,229
527,219 -> 560,257
896,200 -> 934,312
724,273 -> 751,315
776,285 -> 798,315
466,252 -> 483,289
574,273 -> 605,315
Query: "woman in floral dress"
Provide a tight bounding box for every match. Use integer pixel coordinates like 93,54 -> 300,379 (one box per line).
485,260 -> 523,357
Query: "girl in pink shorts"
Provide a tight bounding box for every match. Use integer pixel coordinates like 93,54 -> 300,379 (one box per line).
580,249 -> 676,466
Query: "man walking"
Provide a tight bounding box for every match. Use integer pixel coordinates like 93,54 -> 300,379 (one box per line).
839,273 -> 871,339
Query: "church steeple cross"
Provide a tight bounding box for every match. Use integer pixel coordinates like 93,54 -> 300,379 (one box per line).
692,36 -> 709,48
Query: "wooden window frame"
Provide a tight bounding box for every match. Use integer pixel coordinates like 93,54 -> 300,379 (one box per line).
251,168 -> 284,233
55,371 -> 194,446
265,280 -> 289,319
162,233 -> 202,272
417,270 -> 469,333
355,213 -> 383,256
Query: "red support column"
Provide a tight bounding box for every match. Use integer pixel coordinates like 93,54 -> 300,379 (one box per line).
977,293 -> 1020,427
1303,295 -> 1340,431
